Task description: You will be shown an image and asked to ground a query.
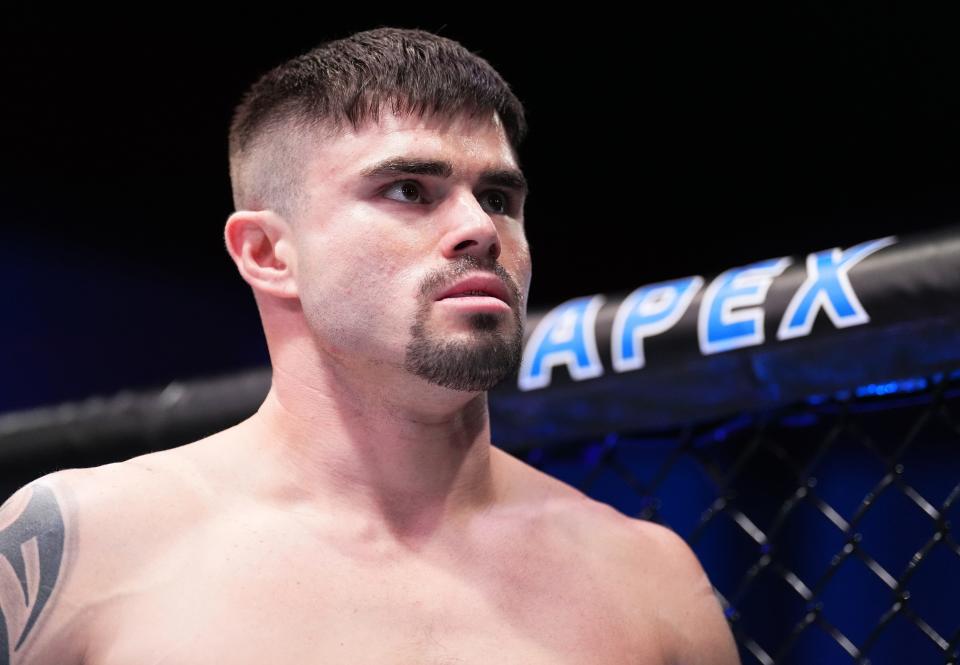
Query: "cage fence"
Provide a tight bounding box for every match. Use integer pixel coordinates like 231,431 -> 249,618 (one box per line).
516,368 -> 960,665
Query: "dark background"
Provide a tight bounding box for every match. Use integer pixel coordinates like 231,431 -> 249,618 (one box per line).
3,6 -> 960,413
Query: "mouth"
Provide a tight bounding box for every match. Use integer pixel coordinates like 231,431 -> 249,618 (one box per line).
435,274 -> 512,306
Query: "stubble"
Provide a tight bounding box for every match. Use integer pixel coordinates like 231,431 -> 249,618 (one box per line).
404,257 -> 524,392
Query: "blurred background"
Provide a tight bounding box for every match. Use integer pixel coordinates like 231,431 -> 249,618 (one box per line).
3,5 -> 960,412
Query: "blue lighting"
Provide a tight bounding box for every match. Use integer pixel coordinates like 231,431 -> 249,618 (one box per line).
853,376 -> 929,397
805,374 -> 938,405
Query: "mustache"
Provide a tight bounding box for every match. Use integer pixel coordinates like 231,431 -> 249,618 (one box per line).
418,255 -> 523,307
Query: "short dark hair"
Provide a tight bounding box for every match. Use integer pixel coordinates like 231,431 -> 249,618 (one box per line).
228,27 -> 527,218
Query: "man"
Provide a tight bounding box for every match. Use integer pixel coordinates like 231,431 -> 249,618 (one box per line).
0,27 -> 740,664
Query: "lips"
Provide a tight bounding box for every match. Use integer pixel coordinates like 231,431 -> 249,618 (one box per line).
436,274 -> 512,305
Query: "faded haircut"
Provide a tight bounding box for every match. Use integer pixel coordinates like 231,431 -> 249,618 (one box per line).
228,27 -> 528,220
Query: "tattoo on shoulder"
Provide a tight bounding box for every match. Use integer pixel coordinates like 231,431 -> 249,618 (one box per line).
0,483 -> 66,665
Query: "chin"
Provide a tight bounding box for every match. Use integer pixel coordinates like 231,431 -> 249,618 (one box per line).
404,329 -> 523,393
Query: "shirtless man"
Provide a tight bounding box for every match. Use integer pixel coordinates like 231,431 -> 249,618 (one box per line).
0,28 -> 740,664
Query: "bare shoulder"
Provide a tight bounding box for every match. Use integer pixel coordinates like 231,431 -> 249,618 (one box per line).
0,471 -> 82,665
0,444 -> 212,665
604,516 -> 741,665
498,451 -> 740,664
54,444 -> 214,573
496,449 -> 693,563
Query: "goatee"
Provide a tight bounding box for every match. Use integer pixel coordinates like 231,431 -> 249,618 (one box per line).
404,258 -> 524,392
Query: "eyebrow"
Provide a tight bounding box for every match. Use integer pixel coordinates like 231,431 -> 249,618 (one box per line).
359,157 -> 528,196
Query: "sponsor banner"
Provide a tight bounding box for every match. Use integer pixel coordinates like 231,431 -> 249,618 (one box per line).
490,226 -> 960,445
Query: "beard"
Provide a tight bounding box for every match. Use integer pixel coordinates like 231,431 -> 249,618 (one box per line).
403,259 -> 525,392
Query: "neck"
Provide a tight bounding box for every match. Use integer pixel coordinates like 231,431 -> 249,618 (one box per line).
242,337 -> 501,543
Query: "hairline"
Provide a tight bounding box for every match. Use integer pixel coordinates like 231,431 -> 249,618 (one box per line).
230,106 -> 521,221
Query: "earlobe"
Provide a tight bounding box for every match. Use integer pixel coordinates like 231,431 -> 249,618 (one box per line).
224,210 -> 299,299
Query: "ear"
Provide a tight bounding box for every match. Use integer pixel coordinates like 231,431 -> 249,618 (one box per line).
224,210 -> 298,299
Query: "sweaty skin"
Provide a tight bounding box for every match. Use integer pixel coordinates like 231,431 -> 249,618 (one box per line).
0,111 -> 740,664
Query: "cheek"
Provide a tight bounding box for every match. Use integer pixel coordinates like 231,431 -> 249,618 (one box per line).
501,232 -> 533,287
297,226 -> 403,287
295,233 -> 423,335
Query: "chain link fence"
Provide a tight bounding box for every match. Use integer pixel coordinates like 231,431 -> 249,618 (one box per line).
1,364 -> 957,664
520,369 -> 960,665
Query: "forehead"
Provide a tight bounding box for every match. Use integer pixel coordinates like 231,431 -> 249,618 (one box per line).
303,111 -> 520,186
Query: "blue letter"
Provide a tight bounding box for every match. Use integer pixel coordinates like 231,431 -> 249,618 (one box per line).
777,236 -> 897,340
518,295 -> 605,391
612,276 -> 704,372
698,257 -> 792,355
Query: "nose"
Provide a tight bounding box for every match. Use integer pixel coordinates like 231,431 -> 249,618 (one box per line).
439,188 -> 501,262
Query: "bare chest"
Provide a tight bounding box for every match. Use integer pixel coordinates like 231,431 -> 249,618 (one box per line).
84,523 -> 659,665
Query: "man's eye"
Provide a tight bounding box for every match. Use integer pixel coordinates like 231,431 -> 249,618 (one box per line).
480,190 -> 510,214
384,180 -> 426,203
